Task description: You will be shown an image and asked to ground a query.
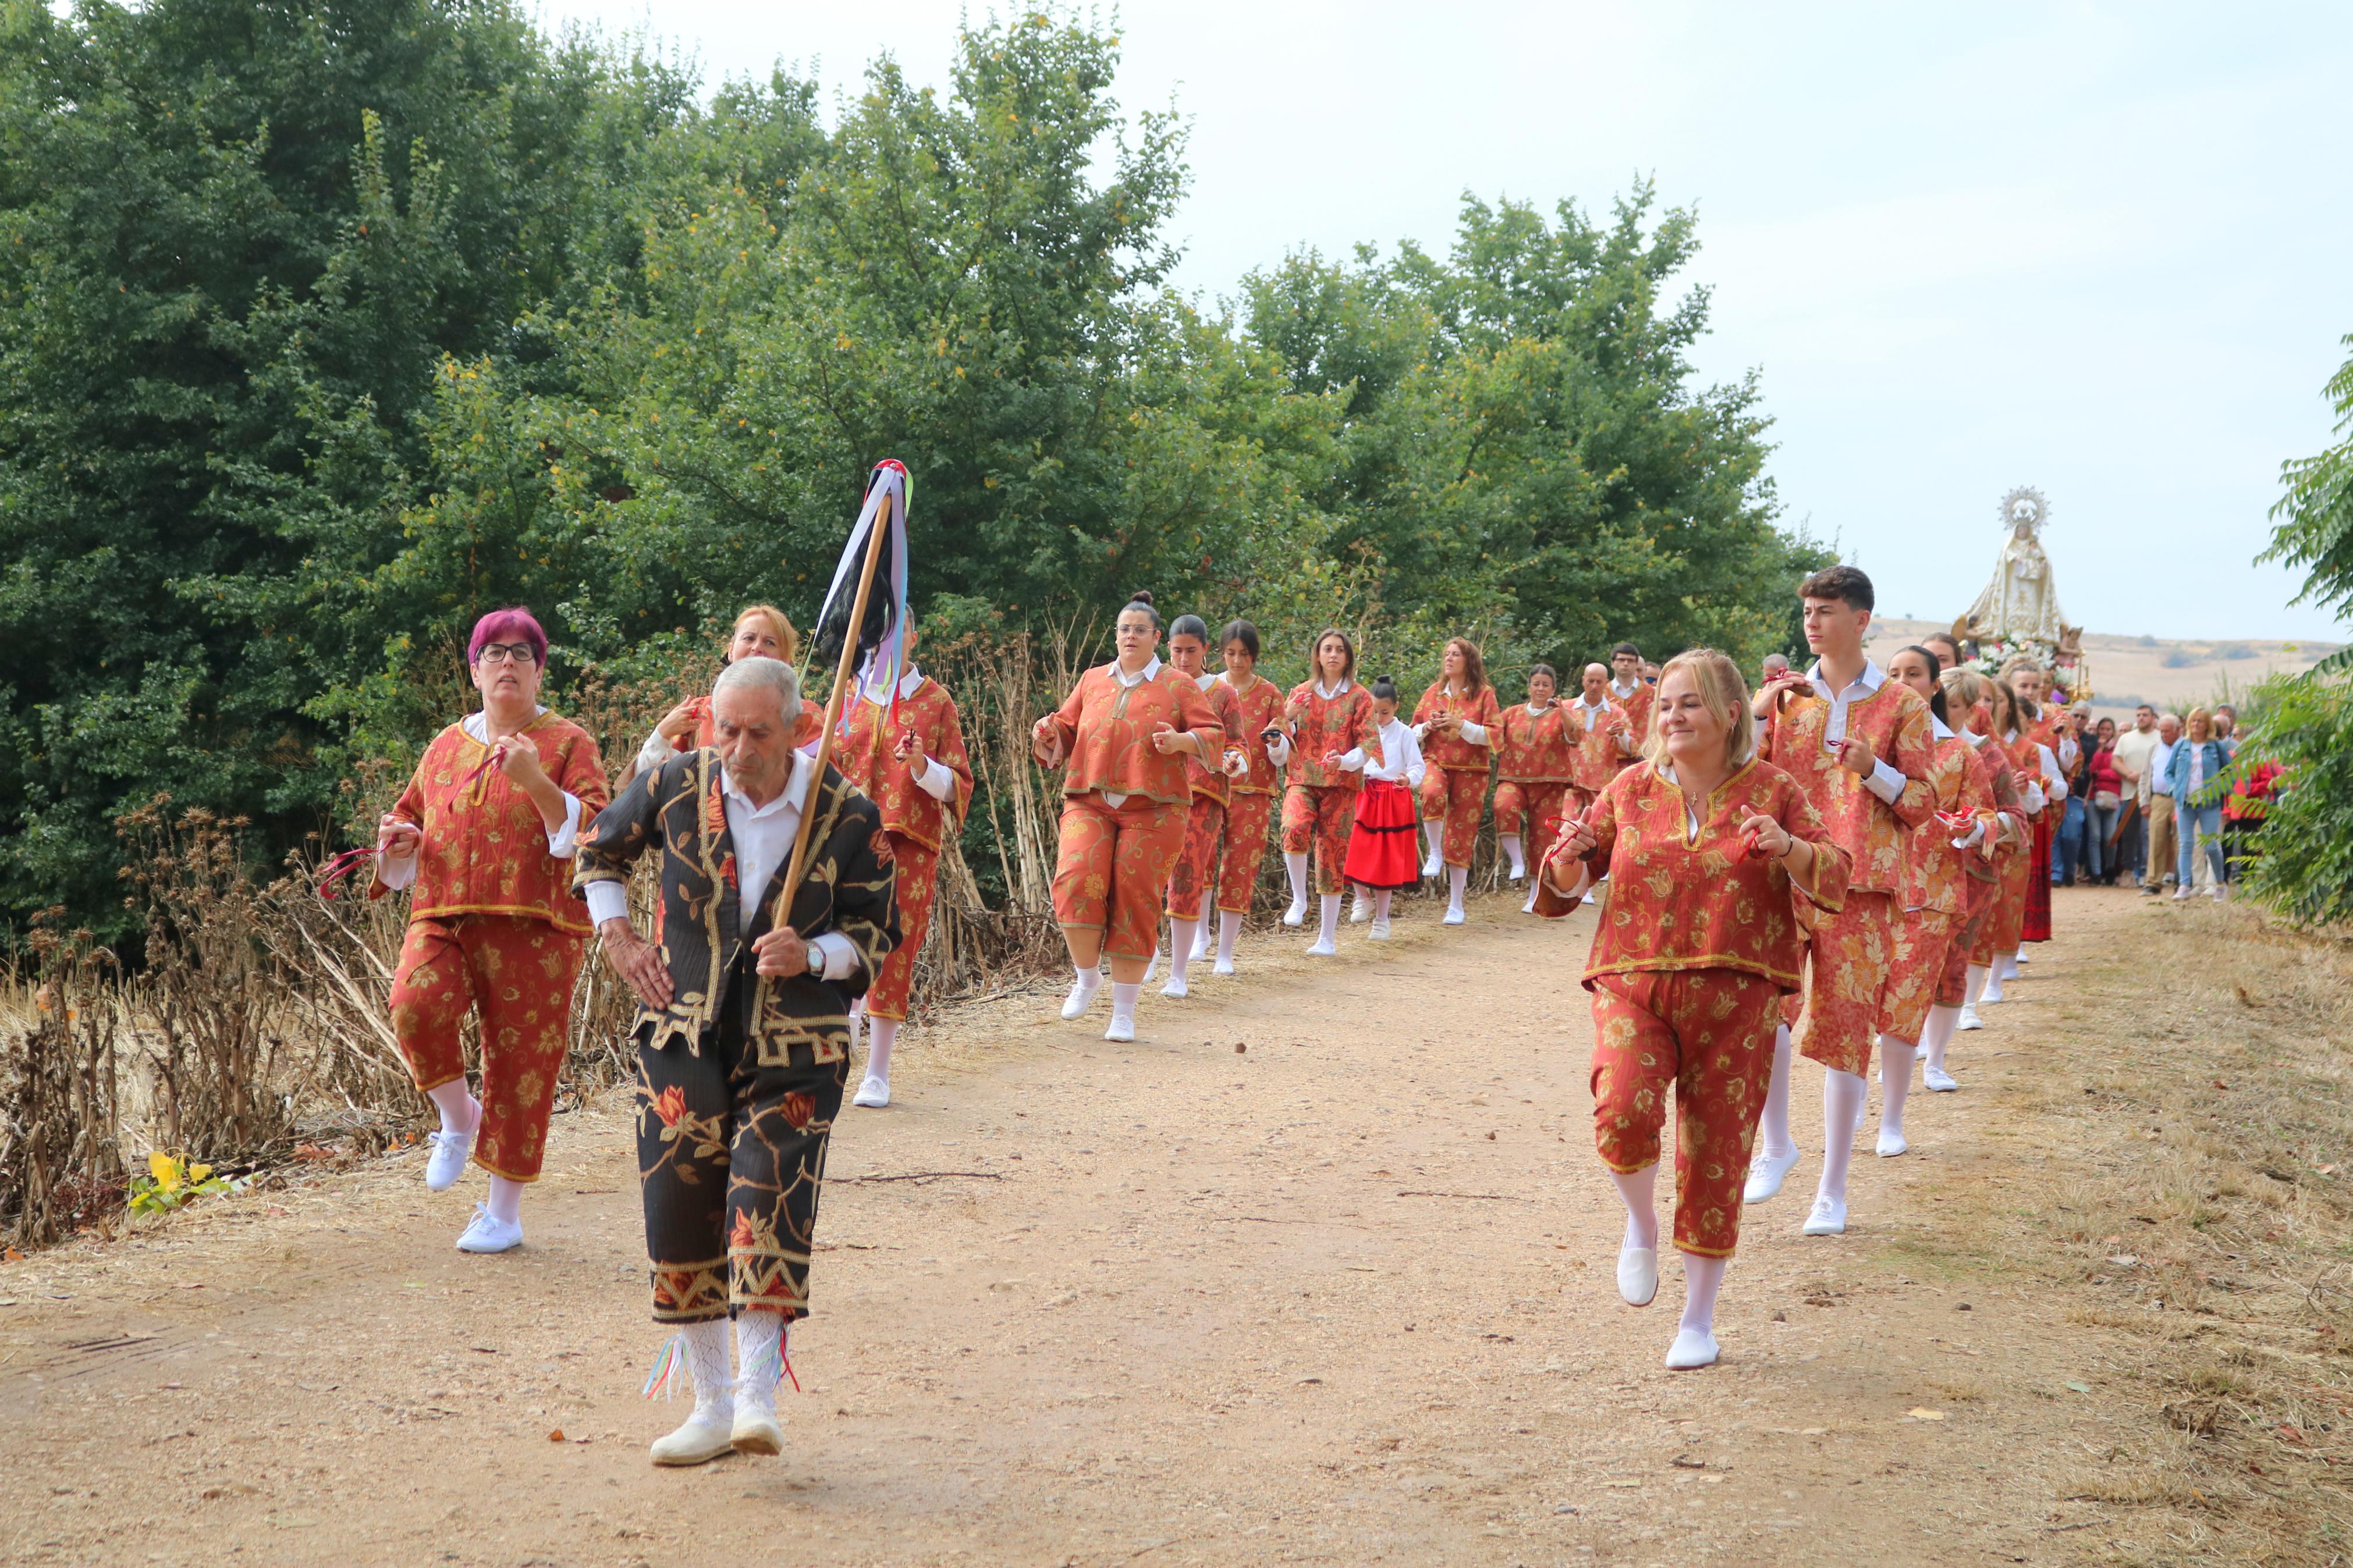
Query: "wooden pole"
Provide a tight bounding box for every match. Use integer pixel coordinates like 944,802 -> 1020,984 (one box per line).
771,488 -> 891,930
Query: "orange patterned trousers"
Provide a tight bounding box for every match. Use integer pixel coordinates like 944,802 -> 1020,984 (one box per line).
1793,888 -> 1896,1079
1053,792 -> 1186,961
1494,781 -> 1572,869
1216,790 -> 1276,915
1165,795 -> 1226,922
1590,968 -> 1786,1257
1939,874 -> 1996,1005
1972,842 -> 2029,963
1418,766 -> 1489,868
1281,784 -> 1359,894
1877,908 -> 1956,1045
389,913 -> 583,1181
863,831 -> 939,1022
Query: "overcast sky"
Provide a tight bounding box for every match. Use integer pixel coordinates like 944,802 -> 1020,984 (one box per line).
536,1 -> 2353,642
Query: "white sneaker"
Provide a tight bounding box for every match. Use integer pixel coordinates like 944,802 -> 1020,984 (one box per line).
1582,890 -> 1598,905
2173,888 -> 2191,902
1350,897 -> 1371,923
1876,1128 -> 1908,1157
1801,1197 -> 1847,1236
852,1075 -> 890,1108
1160,975 -> 1188,1000
1281,898 -> 1307,927
1190,930 -> 1212,961
1507,865 -> 1526,883
1743,1148 -> 1799,1204
1421,855 -> 1443,879
1305,937 -> 1337,957
1924,1064 -> 1959,1092
455,1204 -> 522,1254
1665,1329 -> 1720,1371
1521,894 -> 1537,915
1212,958 -> 1236,976
1368,915 -> 1391,941
1980,981 -> 2004,1005
1103,1014 -> 1135,1043
1957,1005 -> 1984,1031
1617,1245 -> 1659,1307
1442,905 -> 1465,926
424,1121 -> 475,1191
1060,978 -> 1100,1020
650,1409 -> 737,1466
730,1407 -> 784,1457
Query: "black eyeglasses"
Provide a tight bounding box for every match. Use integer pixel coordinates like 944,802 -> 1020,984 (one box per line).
477,643 -> 538,666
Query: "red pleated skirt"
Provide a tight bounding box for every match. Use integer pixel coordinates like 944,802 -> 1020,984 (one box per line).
2022,813 -> 2053,944
1343,778 -> 1421,891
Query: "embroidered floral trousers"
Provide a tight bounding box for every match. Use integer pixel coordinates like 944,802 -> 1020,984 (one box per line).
1418,766 -> 1489,868
1939,875 -> 1996,1005
1052,792 -> 1186,961
1493,781 -> 1571,870
1215,791 -> 1276,915
1793,888 -> 1896,1079
1589,968 -> 1785,1257
389,913 -> 582,1181
861,831 -> 939,1023
1165,795 -> 1226,922
1280,784 -> 1359,895
637,990 -> 849,1323
1973,843 -> 2029,963
1877,908 -> 1955,1044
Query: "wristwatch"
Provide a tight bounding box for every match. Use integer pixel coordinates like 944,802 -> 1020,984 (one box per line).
804,941 -> 825,978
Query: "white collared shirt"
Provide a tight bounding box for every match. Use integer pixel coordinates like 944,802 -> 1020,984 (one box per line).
1112,655 -> 1163,688
1574,694 -> 1634,754
377,707 -> 580,890
1312,676 -> 1353,700
1804,659 -> 1911,808
1345,717 -> 1425,787
852,660 -> 955,802
585,751 -> 857,980
1609,677 -> 1640,702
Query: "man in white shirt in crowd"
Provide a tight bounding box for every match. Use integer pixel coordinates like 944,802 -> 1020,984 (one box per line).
2141,711 -> 2182,895
2108,703 -> 2161,887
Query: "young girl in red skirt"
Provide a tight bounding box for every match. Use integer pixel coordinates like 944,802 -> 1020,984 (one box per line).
1341,678 -> 1426,941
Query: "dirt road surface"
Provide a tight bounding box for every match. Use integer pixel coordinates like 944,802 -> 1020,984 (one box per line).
0,890 -> 2219,1565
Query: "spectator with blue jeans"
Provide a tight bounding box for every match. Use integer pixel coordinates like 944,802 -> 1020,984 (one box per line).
2142,713 -> 2181,894
2085,718 -> 2122,884
2166,707 -> 2229,901
2052,704 -> 2092,884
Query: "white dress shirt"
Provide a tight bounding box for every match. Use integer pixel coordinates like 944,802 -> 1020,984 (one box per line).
1343,717 -> 1425,788
1573,694 -> 1633,755
1804,659 -> 1911,807
377,708 -> 581,891
853,662 -> 957,802
585,750 -> 858,981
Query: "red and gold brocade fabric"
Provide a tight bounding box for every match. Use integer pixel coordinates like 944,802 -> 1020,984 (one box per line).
1568,702 -> 1635,794
1042,664 -> 1228,807
1613,683 -> 1655,752
1280,681 -> 1382,792
668,692 -> 825,754
833,678 -> 973,852
1412,682 -> 1502,775
1898,733 -> 1994,916
372,712 -> 611,936
1181,677 -> 1247,806
1534,760 -> 1848,992
1761,681 -> 1936,895
1497,702 -> 1578,784
1218,675 -> 1289,797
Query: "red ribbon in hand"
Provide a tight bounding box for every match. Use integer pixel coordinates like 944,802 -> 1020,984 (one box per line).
1934,810 -> 1978,833
315,847 -> 374,901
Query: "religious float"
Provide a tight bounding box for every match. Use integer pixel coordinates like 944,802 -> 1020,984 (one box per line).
1950,485 -> 2090,701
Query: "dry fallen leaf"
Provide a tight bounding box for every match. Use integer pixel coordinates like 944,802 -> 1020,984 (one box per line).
546,1428 -> 565,1442
1905,1408 -> 1945,1422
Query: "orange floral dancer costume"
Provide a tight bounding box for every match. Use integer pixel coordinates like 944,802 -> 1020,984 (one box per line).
1494,701 -> 1579,870
1166,677 -> 1246,921
1413,681 -> 1502,868
833,674 -> 973,1022
1534,760 -> 1847,1255
1214,675 -> 1288,915
1042,662 -> 1227,961
1567,699 -> 1634,809
1878,729 -> 1995,1044
1944,739 -> 2019,1001
375,712 -> 611,1181
1279,680 -> 1382,894
1609,681 -> 1655,765
1761,675 -> 1936,1078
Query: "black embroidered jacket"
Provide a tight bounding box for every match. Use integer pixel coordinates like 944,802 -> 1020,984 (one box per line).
573,748 -> 900,1066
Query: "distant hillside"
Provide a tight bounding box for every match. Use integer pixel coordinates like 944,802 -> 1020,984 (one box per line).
1862,618 -> 2338,719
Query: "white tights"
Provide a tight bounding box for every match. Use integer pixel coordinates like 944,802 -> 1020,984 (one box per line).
1758,1024 -> 1796,1161
1816,1069 -> 1866,1206
1216,910 -> 1243,965
1608,1162 -> 1730,1338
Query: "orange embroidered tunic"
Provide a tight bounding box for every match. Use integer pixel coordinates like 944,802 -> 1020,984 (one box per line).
1567,701 -> 1634,794
1535,760 -> 1847,992
1610,682 -> 1655,755
2006,732 -> 2052,823
1044,663 -> 1228,806
1761,682 -> 1936,895
1219,675 -> 1289,796
372,712 -> 611,936
1282,681 -> 1382,791
1966,734 -> 2027,880
1497,702 -> 1578,784
834,677 -> 973,852
1900,732 -> 1995,915
1412,682 -> 1503,774
1182,675 -> 1247,805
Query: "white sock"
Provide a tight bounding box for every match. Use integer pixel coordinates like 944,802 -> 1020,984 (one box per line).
1921,1004 -> 1959,1073
1422,823 -> 1445,870
679,1317 -> 734,1421
1963,963 -> 1989,1007
1190,920 -> 1211,960
1983,955 -> 2010,1002
1447,864 -> 1468,913
864,1015 -> 899,1087
486,1174 -> 524,1226
734,1312 -> 785,1417
1216,911 -> 1242,965
1878,1034 -> 1915,1142
1167,919 -> 1198,984
1109,981 -> 1141,1030
1759,1024 -> 1795,1160
1374,890 -> 1393,923
1316,893 -> 1342,946
1283,851 -> 1309,909
1610,1164 -> 1660,1251
427,1080 -> 480,1137
1680,1254 -> 1728,1338
1071,962 -> 1103,1004
1817,1069 -> 1866,1206
1501,834 -> 1525,878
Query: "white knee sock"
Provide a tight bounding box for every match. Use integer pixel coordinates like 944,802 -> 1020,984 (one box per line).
1680,1254 -> 1728,1338
1374,889 -> 1393,923
1964,963 -> 1989,1007
1190,920 -> 1211,961
1921,1004 -> 1959,1072
1501,834 -> 1525,878
1109,981 -> 1141,1032
864,1015 -> 899,1087
734,1312 -> 785,1416
1317,894 -> 1342,946
426,1079 -> 480,1136
1283,851 -> 1309,909
1216,910 -> 1243,965
1447,864 -> 1468,914
1877,1034 -> 1915,1142
1168,919 -> 1198,983
1817,1069 -> 1866,1205
1759,1024 -> 1795,1160
486,1174 -> 524,1225
1982,955 -> 2008,1002
1422,823 -> 1445,871
1610,1164 -> 1660,1251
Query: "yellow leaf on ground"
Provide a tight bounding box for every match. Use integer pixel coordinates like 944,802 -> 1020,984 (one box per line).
1906,1408 -> 1946,1421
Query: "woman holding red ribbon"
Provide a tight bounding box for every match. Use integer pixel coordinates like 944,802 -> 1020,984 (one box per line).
371,608 -> 611,1254
1412,637 -> 1502,925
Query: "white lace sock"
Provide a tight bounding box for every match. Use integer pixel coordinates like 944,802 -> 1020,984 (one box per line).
1501,834 -> 1525,879
426,1079 -> 480,1137
1921,1004 -> 1959,1074
1447,865 -> 1468,916
1216,911 -> 1243,965
1817,1069 -> 1866,1206
1167,919 -> 1198,985
865,1015 -> 899,1086
1680,1254 -> 1728,1338
1610,1164 -> 1661,1251
680,1317 -> 733,1422
1877,1034 -> 1915,1146
1108,982 -> 1141,1034
734,1312 -> 785,1418
1283,851 -> 1310,909
1316,894 -> 1342,947
486,1174 -> 524,1226
1758,1023 -> 1796,1161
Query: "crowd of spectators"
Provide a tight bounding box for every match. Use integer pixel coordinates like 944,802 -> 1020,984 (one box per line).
2047,696 -> 2278,898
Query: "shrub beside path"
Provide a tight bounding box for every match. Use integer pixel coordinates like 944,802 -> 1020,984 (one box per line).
0,889 -> 2345,1565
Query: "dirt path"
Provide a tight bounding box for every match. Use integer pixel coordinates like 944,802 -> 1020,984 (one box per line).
0,888 -> 2216,1565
